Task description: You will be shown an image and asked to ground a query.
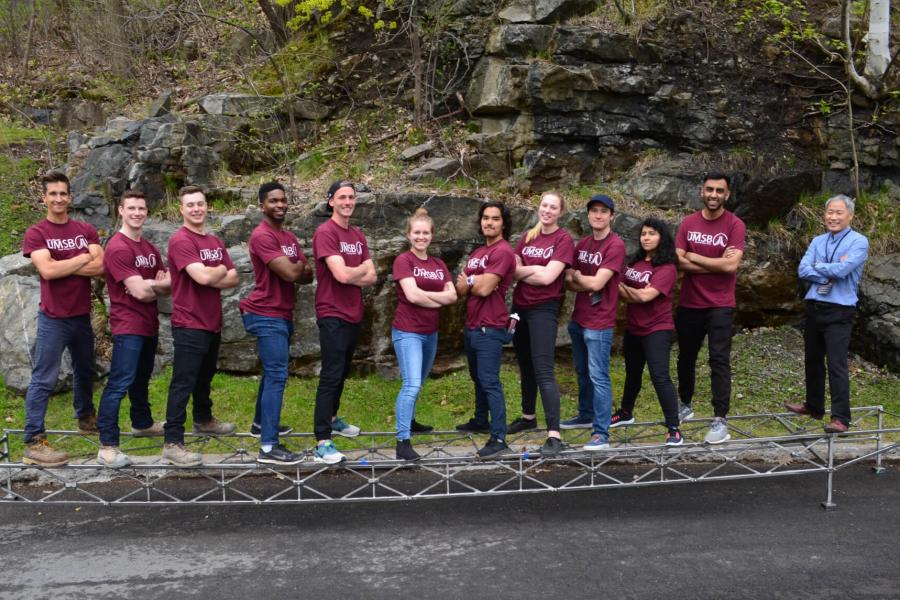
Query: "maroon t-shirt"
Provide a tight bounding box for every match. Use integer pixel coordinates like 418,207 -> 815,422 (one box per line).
104,232 -> 165,336
167,227 -> 235,333
570,232 -> 626,330
392,251 -> 451,334
313,218 -> 370,323
622,260 -> 676,336
675,210 -> 746,309
239,220 -> 306,322
512,228 -> 575,308
463,240 -> 516,329
23,218 -> 100,318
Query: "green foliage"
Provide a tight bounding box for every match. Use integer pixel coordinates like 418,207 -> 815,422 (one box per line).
0,154 -> 41,255
249,32 -> 334,96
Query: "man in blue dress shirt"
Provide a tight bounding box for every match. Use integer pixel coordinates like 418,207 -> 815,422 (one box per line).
785,194 -> 869,433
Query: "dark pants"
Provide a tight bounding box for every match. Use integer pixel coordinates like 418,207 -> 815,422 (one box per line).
465,327 -> 512,440
512,300 -> 562,432
24,312 -> 96,443
804,301 -> 855,425
620,330 -> 679,429
314,317 -> 360,441
164,327 -> 219,444
676,307 -> 734,418
97,334 -> 157,446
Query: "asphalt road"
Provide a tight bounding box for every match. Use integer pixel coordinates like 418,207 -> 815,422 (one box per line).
1,464 -> 898,600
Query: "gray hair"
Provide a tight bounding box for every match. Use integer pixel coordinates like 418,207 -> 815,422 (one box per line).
825,194 -> 855,213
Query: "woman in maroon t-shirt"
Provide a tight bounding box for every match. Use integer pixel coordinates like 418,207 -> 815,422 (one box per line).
509,192 -> 575,457
391,208 -> 458,460
616,216 -> 683,445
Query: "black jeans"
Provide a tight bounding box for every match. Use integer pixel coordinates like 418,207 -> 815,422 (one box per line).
314,317 -> 361,441
804,301 -> 855,425
512,300 -> 562,431
675,307 -> 734,418
164,328 -> 219,444
620,330 -> 679,429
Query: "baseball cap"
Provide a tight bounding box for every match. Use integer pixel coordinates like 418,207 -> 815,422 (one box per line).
586,194 -> 615,211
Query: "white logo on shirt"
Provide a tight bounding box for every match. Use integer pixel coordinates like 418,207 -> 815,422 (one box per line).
282,244 -> 298,258
577,249 -> 603,267
686,231 -> 728,248
46,235 -> 88,251
134,254 -> 157,269
624,266 -> 651,285
413,266 -> 445,280
339,241 -> 364,255
199,248 -> 223,261
521,245 -> 554,259
467,255 -> 488,270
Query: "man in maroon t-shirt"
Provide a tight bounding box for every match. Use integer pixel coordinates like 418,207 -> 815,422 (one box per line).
563,194 -> 626,451
162,185 -> 239,466
96,190 -> 171,468
21,171 -> 104,466
239,181 -> 312,466
310,180 -> 377,464
454,201 -> 517,459
674,172 -> 746,445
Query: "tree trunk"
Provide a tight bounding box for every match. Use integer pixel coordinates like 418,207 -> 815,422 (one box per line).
864,0 -> 891,80
257,0 -> 289,48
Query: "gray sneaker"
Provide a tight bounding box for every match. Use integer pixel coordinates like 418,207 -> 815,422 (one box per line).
678,403 -> 694,423
97,445 -> 132,468
704,417 -> 731,444
162,443 -> 203,466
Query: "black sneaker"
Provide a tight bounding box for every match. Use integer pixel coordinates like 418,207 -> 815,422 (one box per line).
249,423 -> 294,438
665,429 -> 684,446
456,418 -> 491,433
410,419 -> 434,434
609,410 -> 635,429
396,439 -> 421,461
507,417 -> 537,434
540,437 -> 563,457
477,437 -> 510,459
257,444 -> 304,465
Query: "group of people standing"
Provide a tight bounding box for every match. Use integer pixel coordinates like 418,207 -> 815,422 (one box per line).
19,170 -> 868,468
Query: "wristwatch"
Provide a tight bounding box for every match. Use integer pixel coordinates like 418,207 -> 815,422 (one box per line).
466,275 -> 475,287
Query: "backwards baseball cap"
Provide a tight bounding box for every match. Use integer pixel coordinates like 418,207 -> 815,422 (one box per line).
586,194 -> 615,212
326,180 -> 355,200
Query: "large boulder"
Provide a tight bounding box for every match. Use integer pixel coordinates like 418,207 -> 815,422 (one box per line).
498,0 -> 597,24
856,254 -> 900,371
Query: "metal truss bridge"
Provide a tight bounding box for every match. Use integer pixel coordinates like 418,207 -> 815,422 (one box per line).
3,406 -> 898,509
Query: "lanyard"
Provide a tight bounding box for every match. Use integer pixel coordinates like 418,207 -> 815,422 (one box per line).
825,229 -> 851,264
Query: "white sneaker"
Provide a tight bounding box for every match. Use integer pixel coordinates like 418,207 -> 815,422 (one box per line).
704,417 -> 731,444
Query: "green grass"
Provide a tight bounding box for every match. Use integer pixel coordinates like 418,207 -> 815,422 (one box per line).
0,154 -> 43,256
1,327 -> 896,459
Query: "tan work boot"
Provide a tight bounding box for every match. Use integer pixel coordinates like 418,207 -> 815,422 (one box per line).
132,421 -> 164,437
97,445 -> 132,468
23,436 -> 69,467
78,410 -> 99,434
162,443 -> 202,467
192,417 -> 235,436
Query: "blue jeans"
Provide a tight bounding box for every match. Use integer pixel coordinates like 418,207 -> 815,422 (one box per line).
97,334 -> 157,446
243,313 -> 293,446
464,327 -> 513,440
392,327 -> 438,441
568,321 -> 613,440
24,312 -> 95,443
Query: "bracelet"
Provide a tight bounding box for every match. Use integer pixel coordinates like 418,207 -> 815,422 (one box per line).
466,274 -> 475,287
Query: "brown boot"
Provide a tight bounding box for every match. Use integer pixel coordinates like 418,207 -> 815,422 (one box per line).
78,410 -> 99,434
132,421 -> 164,437
23,436 -> 69,467
192,417 -> 235,436
783,402 -> 824,420
161,443 -> 203,467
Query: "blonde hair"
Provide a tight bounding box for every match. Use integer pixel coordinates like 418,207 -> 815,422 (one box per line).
406,207 -> 433,235
524,191 -> 565,243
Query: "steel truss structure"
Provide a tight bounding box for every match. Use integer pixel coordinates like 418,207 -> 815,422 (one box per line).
2,406 -> 898,509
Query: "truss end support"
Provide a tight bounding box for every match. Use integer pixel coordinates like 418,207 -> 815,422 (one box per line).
872,466 -> 886,475
821,501 -> 837,511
